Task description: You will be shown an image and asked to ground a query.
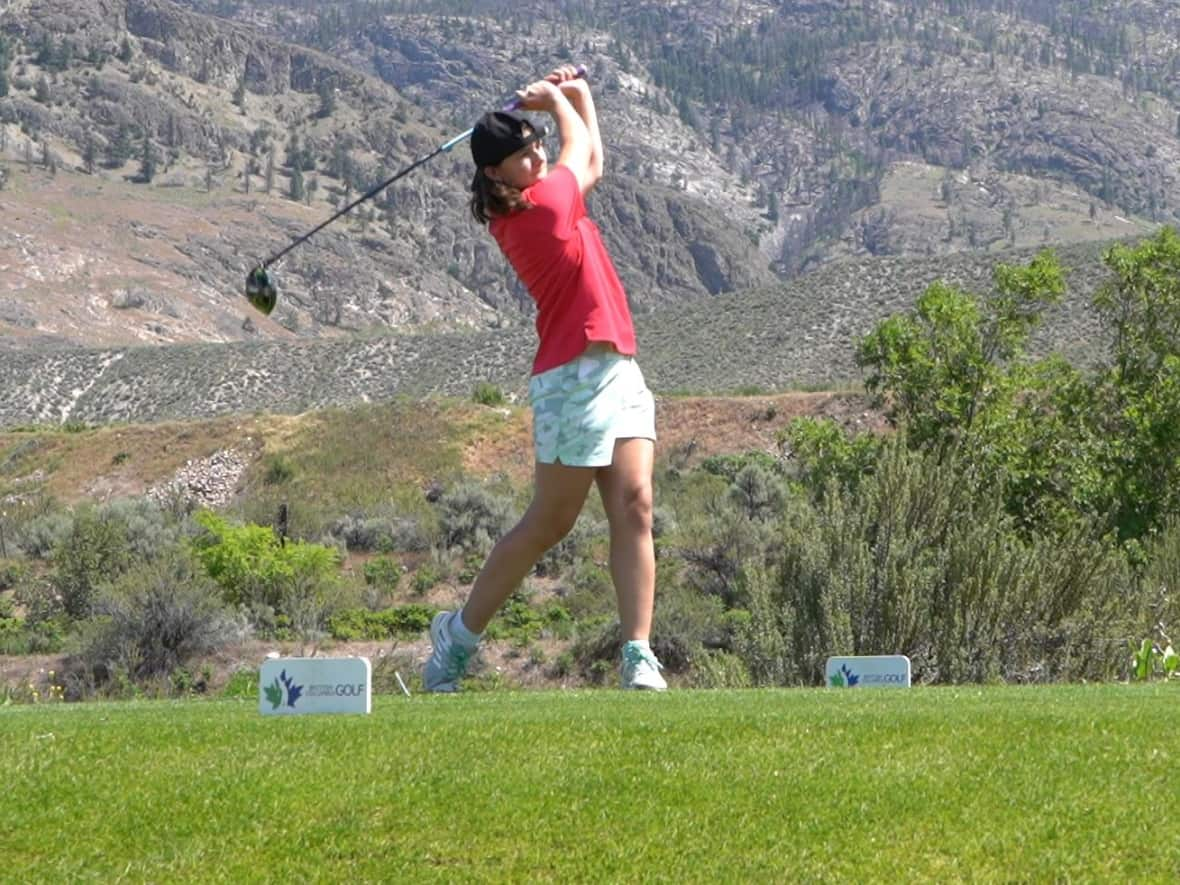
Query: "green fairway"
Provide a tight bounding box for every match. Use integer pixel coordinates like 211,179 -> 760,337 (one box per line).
4,685 -> 1178,882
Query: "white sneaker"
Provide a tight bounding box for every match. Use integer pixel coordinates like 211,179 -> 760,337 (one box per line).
620,643 -> 667,691
423,611 -> 475,693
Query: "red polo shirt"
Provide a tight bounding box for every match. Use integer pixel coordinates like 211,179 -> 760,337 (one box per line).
489,165 -> 637,374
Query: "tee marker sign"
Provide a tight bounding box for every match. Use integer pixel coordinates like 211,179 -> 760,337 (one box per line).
825,655 -> 912,688
260,657 -> 372,715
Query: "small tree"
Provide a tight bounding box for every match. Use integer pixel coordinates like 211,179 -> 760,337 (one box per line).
191,512 -> 341,637
316,77 -> 336,118
105,124 -> 135,168
857,250 -> 1065,454
1089,227 -> 1180,539
233,76 -> 247,113
288,164 -> 304,202
81,131 -> 97,174
53,507 -> 133,620
0,35 -> 11,98
138,133 -> 157,182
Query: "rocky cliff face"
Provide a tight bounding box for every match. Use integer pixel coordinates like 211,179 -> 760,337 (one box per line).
0,0 -> 1176,357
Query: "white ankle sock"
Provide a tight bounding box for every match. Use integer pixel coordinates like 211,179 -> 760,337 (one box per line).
451,611 -> 482,648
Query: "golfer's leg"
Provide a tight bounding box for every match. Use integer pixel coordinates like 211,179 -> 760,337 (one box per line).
596,437 -> 656,641
460,461 -> 596,633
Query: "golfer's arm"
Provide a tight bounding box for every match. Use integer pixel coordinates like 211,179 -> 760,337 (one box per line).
563,86 -> 604,193
551,94 -> 593,193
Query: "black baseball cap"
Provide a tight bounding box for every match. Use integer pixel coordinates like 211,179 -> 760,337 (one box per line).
471,110 -> 548,168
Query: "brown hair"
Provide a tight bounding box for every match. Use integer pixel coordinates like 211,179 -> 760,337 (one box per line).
469,169 -> 534,226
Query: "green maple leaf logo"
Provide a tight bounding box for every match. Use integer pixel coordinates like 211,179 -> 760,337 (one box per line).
829,672 -> 845,687
264,677 -> 283,709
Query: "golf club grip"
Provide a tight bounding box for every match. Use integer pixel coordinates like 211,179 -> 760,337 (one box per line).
502,64 -> 588,111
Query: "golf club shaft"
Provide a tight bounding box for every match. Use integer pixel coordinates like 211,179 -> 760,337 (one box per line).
257,65 -> 587,271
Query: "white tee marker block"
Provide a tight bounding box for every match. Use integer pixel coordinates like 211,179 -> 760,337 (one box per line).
825,655 -> 911,688
259,657 -> 372,715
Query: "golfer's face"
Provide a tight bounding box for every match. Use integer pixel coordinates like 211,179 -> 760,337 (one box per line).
496,135 -> 547,189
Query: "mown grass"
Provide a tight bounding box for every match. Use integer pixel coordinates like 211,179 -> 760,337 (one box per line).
4,684 -> 1177,882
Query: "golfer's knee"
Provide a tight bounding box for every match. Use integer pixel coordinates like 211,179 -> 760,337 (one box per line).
521,508 -> 579,551
618,483 -> 653,532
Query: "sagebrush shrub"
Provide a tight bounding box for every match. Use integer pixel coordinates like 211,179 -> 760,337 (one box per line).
777,436 -> 1138,683
73,549 -> 246,683
676,495 -> 778,606
52,505 -> 133,619
330,511 -> 429,553
535,513 -> 603,577
437,482 -> 515,554
102,497 -> 188,558
731,567 -> 794,686
15,510 -> 71,558
1139,517 -> 1180,636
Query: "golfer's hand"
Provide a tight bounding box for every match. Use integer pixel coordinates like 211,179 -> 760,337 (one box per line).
514,79 -> 562,112
547,64 -> 589,99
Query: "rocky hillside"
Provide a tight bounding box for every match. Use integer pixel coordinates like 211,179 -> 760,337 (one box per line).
0,238 -> 1120,429
0,0 -> 1176,353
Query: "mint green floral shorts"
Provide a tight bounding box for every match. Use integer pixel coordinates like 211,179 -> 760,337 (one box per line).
529,350 -> 656,467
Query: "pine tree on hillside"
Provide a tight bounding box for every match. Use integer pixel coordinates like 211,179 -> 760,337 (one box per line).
105,124 -> 135,168
316,77 -> 336,118
0,35 -> 10,98
82,131 -> 97,174
288,164 -> 304,202
139,133 -> 157,183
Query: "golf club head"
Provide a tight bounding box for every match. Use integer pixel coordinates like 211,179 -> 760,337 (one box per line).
245,266 -> 277,315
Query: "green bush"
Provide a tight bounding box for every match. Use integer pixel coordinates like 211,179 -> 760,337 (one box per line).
675,491 -> 778,606
559,559 -> 614,620
700,451 -> 780,483
437,482 -> 515,554
783,417 -> 880,498
483,592 -> 572,643
328,604 -> 434,640
102,497 -> 187,559
731,567 -> 794,686
689,650 -> 752,688
651,581 -> 730,672
16,510 -> 71,558
71,549 -> 245,685
52,505 -> 133,619
472,382 -> 505,406
192,512 -> 340,612
221,667 -> 258,698
0,559 -> 26,591
411,562 -> 443,594
777,437 -> 1135,684
328,509 -> 430,553
362,556 -> 403,591
727,464 -> 786,522
535,514 -> 603,577
0,617 -> 64,655
263,455 -> 295,485
1139,517 -> 1180,634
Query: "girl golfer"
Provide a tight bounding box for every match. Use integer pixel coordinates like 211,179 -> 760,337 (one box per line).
424,65 -> 665,691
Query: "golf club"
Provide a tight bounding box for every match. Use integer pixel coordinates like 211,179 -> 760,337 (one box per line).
244,65 -> 587,315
